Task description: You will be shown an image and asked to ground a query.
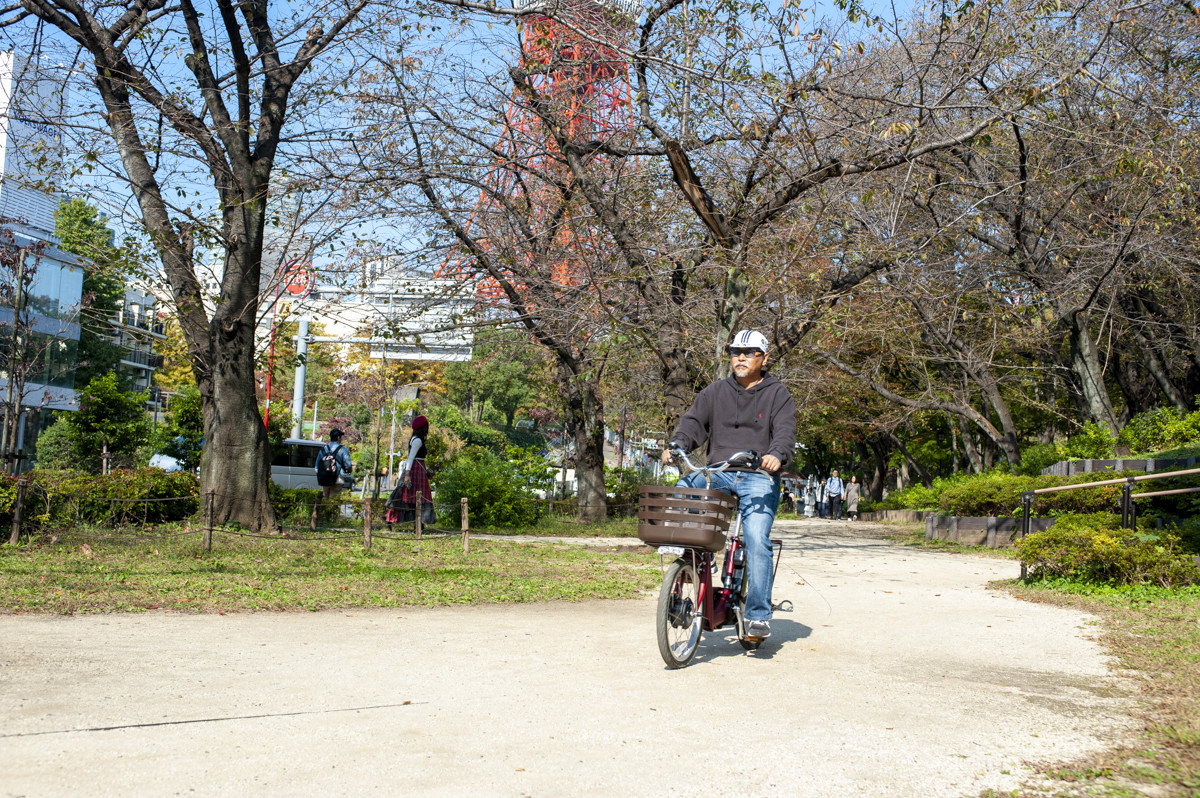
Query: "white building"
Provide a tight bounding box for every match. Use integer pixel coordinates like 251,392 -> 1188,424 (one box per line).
111,287 -> 165,396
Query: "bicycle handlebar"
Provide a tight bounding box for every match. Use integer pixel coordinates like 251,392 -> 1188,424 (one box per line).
667,448 -> 777,478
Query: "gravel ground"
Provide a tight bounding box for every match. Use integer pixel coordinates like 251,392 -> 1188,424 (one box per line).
1,520 -> 1136,797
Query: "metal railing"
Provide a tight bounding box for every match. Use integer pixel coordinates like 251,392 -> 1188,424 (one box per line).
1019,466 -> 1200,537
116,310 -> 165,335
119,348 -> 164,369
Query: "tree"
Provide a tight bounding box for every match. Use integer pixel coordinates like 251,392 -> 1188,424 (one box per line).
1,0 -> 381,529
32,416 -> 79,471
335,0 -> 1132,519
158,385 -> 204,472
62,372 -> 151,473
54,198 -> 127,389
444,328 -> 538,429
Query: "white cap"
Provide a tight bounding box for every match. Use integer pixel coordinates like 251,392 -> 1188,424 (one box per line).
729,330 -> 769,352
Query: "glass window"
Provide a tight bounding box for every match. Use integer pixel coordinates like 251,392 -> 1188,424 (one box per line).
292,443 -> 321,469
272,444 -> 292,467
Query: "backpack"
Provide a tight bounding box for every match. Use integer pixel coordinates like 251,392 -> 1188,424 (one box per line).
316,443 -> 342,486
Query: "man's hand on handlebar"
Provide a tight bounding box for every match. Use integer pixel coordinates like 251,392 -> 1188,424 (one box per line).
760,454 -> 782,473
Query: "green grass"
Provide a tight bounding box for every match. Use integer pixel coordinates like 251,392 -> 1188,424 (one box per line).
0,529 -> 659,614
1146,443 -> 1200,460
466,515 -> 640,538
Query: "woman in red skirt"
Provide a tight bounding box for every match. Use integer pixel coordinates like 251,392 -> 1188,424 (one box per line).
385,415 -> 435,526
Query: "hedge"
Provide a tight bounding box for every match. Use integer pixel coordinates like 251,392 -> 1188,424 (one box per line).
17,468 -> 200,527
1017,512 -> 1200,587
879,470 -> 1144,518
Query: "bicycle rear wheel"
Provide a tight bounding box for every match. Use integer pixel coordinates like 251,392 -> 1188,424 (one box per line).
656,559 -> 702,669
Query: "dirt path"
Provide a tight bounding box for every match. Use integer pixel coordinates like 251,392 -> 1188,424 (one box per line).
1,522 -> 1134,797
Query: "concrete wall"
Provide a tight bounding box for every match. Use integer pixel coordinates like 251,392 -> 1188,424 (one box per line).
1041,456 -> 1199,477
924,516 -> 1057,549
858,509 -> 934,524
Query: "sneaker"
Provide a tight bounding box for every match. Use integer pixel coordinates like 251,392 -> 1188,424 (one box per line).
746,620 -> 771,639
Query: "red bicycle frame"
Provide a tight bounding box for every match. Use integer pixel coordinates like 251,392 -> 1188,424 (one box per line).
689,531 -> 781,634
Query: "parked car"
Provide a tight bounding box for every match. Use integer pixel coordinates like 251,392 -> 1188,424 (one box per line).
271,439 -> 325,489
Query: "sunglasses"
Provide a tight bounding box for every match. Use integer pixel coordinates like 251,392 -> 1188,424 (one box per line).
728,347 -> 764,357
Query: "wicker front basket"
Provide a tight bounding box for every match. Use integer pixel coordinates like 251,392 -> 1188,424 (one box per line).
637,485 -> 737,552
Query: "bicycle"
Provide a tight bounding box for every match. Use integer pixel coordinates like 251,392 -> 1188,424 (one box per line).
638,449 -> 784,669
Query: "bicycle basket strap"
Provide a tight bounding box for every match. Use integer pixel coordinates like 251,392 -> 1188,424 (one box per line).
637,485 -> 737,552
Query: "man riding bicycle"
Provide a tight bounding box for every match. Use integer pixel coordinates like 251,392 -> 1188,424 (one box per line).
661,329 -> 797,639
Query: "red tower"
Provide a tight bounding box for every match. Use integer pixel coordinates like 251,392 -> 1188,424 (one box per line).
443,0 -> 639,296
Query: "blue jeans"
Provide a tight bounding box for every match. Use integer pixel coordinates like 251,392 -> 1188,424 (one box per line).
680,470 -> 780,622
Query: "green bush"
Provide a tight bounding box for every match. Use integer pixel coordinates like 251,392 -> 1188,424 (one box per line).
1016,442 -> 1066,476
1063,421 -> 1115,460
935,471 -> 1128,517
605,466 -> 643,518
267,483 -> 340,527
32,418 -> 80,471
429,406 -> 508,454
1118,407 -> 1200,456
1017,512 -> 1200,587
880,469 -> 1141,518
1148,443 -> 1200,460
22,468 -> 199,527
434,447 -> 536,528
877,472 -> 975,511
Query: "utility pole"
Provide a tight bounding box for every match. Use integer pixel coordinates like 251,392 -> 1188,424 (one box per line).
289,319 -> 309,439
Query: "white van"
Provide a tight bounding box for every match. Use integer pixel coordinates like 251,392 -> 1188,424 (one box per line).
270,438 -> 327,490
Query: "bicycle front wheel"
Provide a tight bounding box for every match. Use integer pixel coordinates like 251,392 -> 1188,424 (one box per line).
736,557 -> 761,651
656,558 -> 702,669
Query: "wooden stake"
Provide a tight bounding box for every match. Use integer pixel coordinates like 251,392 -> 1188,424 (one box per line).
8,477 -> 26,545
461,497 -> 469,554
203,490 -> 214,553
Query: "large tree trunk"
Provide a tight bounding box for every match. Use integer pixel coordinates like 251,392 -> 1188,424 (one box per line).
858,437 -> 891,501
199,311 -> 276,530
1068,311 -> 1121,435
958,418 -> 984,473
560,367 -> 607,522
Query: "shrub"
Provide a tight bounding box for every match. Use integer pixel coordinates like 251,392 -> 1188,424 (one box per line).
1016,442 -> 1066,476
1017,512 -> 1200,587
23,468 -> 199,527
1063,421 -> 1115,460
429,405 -> 508,454
434,447 -> 536,528
876,472 -> 976,511
934,471 -> 1127,517
267,483 -> 339,527
605,466 -> 642,517
1118,406 -> 1200,456
32,417 -> 80,471
507,445 -> 555,495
